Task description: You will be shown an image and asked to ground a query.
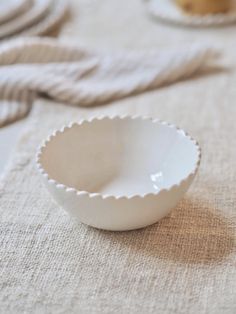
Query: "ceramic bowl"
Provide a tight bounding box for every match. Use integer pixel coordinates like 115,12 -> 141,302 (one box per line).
36,116 -> 201,231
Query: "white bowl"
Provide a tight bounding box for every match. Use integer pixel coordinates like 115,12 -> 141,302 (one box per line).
36,117 -> 201,231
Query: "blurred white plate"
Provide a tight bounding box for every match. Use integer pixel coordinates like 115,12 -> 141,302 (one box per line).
0,0 -> 31,24
148,0 -> 236,27
16,0 -> 68,37
0,0 -> 51,39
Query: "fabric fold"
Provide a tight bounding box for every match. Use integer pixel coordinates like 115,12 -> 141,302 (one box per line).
0,37 -> 219,126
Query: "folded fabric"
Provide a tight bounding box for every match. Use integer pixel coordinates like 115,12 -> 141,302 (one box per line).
0,37 -> 219,126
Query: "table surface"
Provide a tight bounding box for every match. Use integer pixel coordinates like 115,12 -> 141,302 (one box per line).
0,120 -> 24,174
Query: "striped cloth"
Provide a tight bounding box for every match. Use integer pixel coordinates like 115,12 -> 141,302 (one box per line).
0,37 -> 219,126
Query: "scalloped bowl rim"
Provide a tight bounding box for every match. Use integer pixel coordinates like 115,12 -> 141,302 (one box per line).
36,115 -> 201,201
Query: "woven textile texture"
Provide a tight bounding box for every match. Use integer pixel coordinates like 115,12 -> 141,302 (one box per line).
0,37 -> 218,127
0,0 -> 236,313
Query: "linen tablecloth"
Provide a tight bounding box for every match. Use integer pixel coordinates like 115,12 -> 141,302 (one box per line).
0,37 -> 218,127
0,0 -> 236,313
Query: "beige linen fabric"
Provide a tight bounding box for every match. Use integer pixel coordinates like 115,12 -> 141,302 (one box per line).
0,37 -> 217,127
0,0 -> 236,313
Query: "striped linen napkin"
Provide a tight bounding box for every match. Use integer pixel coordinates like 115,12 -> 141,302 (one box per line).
0,37 -> 219,126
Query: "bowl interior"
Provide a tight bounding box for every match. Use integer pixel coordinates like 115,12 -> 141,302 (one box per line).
39,118 -> 199,197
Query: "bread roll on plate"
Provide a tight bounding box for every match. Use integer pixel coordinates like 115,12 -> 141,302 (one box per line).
175,0 -> 231,15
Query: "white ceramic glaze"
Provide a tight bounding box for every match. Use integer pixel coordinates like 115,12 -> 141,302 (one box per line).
17,0 -> 68,37
36,117 -> 201,231
0,0 -> 51,39
0,0 -> 31,24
